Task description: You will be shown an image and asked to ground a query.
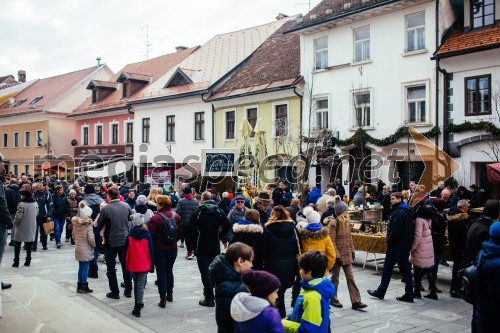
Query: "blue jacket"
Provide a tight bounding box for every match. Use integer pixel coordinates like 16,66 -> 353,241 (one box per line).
282,277 -> 335,333
231,292 -> 284,333
308,187 -> 322,205
475,239 -> 500,332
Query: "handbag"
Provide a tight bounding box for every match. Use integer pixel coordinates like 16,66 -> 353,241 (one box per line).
43,219 -> 55,235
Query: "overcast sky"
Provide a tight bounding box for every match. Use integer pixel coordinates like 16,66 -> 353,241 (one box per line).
0,0 -> 318,80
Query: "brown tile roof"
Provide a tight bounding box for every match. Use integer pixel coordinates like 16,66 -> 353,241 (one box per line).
434,26 -> 500,58
0,67 -> 99,117
286,0 -> 400,33
0,75 -> 17,84
209,21 -> 301,100
70,46 -> 199,116
118,72 -> 151,82
88,80 -> 119,90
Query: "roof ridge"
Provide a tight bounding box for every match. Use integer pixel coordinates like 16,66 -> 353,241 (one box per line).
210,15 -> 298,38
123,46 -> 200,67
37,65 -> 99,81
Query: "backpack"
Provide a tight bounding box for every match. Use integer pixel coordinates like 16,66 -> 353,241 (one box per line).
157,212 -> 178,245
461,261 -> 484,305
168,193 -> 179,208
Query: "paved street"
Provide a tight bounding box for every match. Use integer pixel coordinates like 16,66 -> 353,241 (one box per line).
0,240 -> 472,333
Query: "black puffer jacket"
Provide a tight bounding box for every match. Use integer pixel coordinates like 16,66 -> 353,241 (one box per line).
231,220 -> 265,269
429,207 -> 447,254
262,219 -> 299,289
189,201 -> 231,255
208,254 -> 246,333
386,202 -> 414,252
466,215 -> 493,265
446,207 -> 468,255
52,193 -> 69,218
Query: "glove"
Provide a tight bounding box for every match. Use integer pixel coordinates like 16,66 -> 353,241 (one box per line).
5,219 -> 13,229
352,252 -> 355,260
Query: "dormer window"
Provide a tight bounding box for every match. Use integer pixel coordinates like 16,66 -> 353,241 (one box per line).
13,98 -> 27,107
92,90 -> 98,104
164,68 -> 193,88
122,83 -> 129,98
472,0 -> 495,28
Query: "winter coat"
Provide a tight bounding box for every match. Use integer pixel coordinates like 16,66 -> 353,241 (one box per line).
218,198 -> 231,215
208,254 -> 247,333
252,202 -> 271,226
132,205 -> 153,224
470,190 -> 487,208
409,217 -> 434,268
231,219 -> 265,269
0,179 -> 13,229
466,215 -> 493,265
429,207 -> 447,254
72,216 -> 96,261
475,239 -> 500,332
299,223 -> 336,273
285,205 -> 300,223
386,202 -> 414,252
263,219 -> 299,289
5,184 -> 20,214
242,187 -> 254,207
33,190 -> 53,218
308,187 -> 321,205
328,217 -> 355,266
279,192 -> 292,208
228,206 -> 248,226
231,293 -> 284,333
13,199 -> 38,242
124,226 -> 155,273
97,199 -> 132,248
446,207 -> 468,256
176,194 -> 199,226
282,277 -> 335,333
148,208 -> 183,252
52,193 -> 69,218
320,208 -> 336,226
189,201 -> 231,255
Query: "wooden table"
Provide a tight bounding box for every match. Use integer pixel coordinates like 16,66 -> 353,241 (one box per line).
351,233 -> 386,271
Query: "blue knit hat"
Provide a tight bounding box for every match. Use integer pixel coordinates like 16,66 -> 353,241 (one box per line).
490,222 -> 500,241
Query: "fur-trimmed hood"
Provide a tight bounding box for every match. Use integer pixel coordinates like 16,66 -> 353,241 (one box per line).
264,219 -> 294,228
447,212 -> 468,221
233,223 -> 263,234
299,226 -> 329,240
72,216 -> 93,226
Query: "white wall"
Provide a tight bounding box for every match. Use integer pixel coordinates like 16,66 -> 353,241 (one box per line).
132,96 -> 212,167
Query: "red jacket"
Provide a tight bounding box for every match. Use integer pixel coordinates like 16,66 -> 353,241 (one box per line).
148,208 -> 183,251
124,227 -> 154,273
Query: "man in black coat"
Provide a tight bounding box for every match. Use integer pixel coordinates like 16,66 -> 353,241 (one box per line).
0,157 -> 14,289
5,178 -> 20,245
190,191 -> 231,307
465,200 -> 500,265
368,192 -> 414,302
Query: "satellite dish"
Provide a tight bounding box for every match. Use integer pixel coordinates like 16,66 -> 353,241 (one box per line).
71,139 -> 78,146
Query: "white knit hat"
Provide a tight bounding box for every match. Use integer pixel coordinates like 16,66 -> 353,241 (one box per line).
131,213 -> 144,226
79,202 -> 93,219
304,206 -> 321,224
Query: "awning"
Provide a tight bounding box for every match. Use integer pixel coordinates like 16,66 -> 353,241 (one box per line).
487,162 -> 500,184
175,163 -> 201,179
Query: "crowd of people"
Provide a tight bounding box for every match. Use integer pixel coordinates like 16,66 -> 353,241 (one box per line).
0,162 -> 499,332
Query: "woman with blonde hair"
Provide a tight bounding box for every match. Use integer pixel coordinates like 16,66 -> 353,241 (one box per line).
262,205 -> 300,318
329,196 -> 367,309
146,187 -> 162,212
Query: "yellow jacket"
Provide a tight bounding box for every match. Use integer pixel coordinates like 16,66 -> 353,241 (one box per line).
298,226 -> 336,274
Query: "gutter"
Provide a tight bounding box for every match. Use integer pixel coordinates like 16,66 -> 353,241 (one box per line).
208,85 -> 298,102
67,106 -> 128,118
284,0 -> 399,34
432,44 -> 500,60
127,90 -> 205,105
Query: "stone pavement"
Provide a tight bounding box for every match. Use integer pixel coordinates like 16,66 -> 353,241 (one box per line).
0,239 -> 472,333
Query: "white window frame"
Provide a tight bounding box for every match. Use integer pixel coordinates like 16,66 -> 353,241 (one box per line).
403,80 -> 430,125
3,133 -> 8,148
223,109 -> 237,141
24,131 -> 31,147
245,105 -> 259,139
166,115 -> 175,143
350,89 -> 373,129
313,96 -> 329,129
81,124 -> 89,146
36,130 -> 43,147
13,132 -> 19,148
94,123 -> 103,145
124,120 -> 133,144
194,112 -> 205,141
109,121 -> 119,145
13,164 -> 18,176
405,11 -> 426,52
272,101 -> 290,138
24,164 -> 30,176
353,25 -> 370,63
314,36 -> 328,70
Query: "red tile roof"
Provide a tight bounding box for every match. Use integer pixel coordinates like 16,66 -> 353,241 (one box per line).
286,0 -> 399,33
0,67 -> 99,117
209,21 -> 301,100
88,80 -> 119,90
70,47 -> 199,116
434,26 -> 500,58
0,75 -> 17,85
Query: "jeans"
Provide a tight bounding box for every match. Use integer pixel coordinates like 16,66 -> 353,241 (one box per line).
52,216 -> 66,244
196,253 -> 217,300
105,244 -> 132,296
89,227 -> 101,275
0,224 -> 6,265
450,250 -> 464,291
33,216 -> 48,249
155,248 -> 178,297
376,246 -> 413,297
133,272 -> 148,305
183,224 -> 193,254
78,261 -> 90,283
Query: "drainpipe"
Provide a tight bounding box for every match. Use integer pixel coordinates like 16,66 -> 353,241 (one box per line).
435,0 -> 440,148
437,60 -> 449,152
293,85 -> 303,191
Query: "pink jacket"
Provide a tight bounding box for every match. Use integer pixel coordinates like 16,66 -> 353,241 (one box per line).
409,217 -> 434,268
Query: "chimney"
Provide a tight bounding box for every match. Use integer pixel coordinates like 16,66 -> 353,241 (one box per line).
175,46 -> 188,52
96,57 -> 102,67
18,70 -> 26,83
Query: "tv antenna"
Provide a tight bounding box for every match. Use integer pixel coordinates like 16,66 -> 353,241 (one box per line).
295,0 -> 313,12
139,25 -> 160,59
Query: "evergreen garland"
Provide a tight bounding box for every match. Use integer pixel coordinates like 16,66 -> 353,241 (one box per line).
445,120 -> 500,138
332,126 -> 441,147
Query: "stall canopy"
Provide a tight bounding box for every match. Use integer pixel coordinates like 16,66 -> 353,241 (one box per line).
487,162 -> 500,184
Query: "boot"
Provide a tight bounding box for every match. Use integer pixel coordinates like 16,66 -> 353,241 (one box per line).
77,282 -> 84,293
12,258 -> 19,268
424,274 -> 438,300
132,304 -> 141,317
413,270 -> 422,299
166,293 -> 173,302
83,282 -> 93,294
24,257 -> 31,267
159,296 -> 167,308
